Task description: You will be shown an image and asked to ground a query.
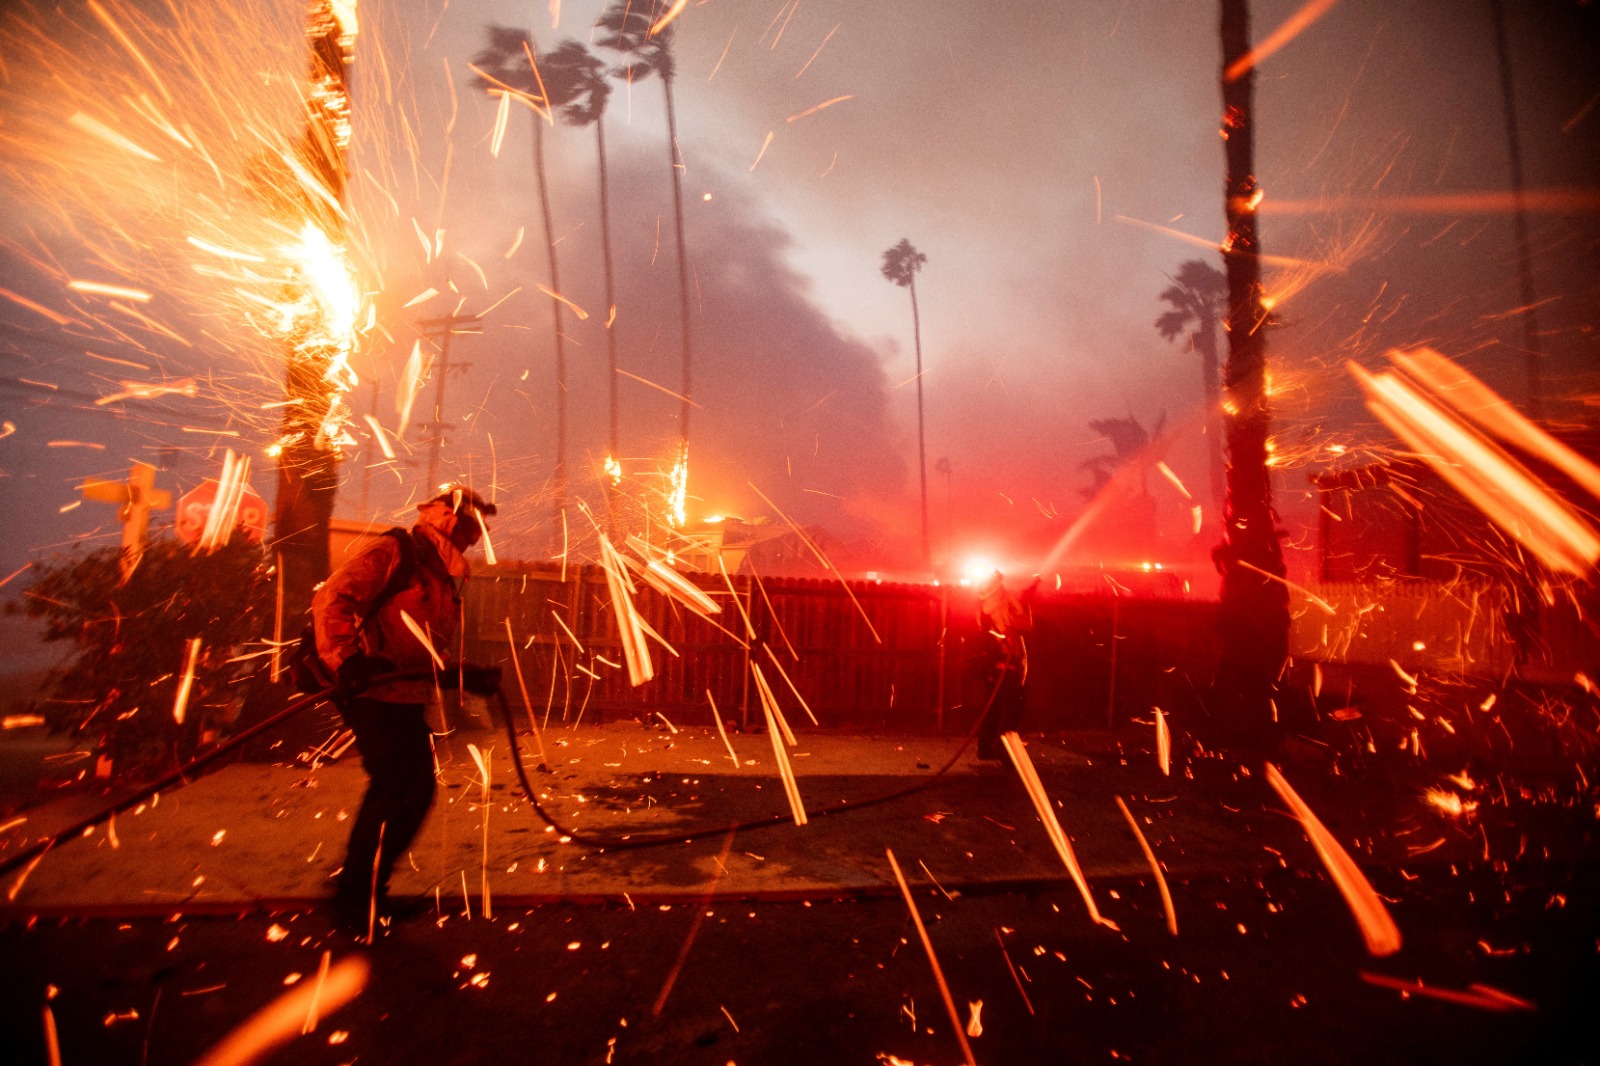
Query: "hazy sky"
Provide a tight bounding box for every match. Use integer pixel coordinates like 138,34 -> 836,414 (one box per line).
2,0 -> 1597,587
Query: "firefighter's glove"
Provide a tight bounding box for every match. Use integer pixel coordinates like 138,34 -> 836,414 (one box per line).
460,663 -> 503,697
336,653 -> 395,697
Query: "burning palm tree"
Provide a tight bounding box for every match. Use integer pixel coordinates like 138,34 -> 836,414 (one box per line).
1216,0 -> 1289,739
597,1 -> 694,525
272,0 -> 361,612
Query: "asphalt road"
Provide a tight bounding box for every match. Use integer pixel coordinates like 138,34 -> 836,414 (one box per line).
4,849 -> 1596,1064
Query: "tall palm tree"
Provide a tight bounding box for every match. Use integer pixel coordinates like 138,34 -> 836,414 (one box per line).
596,1 -> 694,506
1217,0 -> 1289,740
470,26 -> 580,520
881,238 -> 930,568
541,39 -> 624,535
1155,259 -> 1228,523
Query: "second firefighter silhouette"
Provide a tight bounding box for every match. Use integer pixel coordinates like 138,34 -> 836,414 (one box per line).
974,571 -> 1037,760
312,485 -> 501,921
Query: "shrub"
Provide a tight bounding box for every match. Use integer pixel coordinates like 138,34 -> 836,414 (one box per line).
10,537 -> 273,783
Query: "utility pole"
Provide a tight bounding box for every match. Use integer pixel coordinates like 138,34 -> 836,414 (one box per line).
418,312 -> 482,490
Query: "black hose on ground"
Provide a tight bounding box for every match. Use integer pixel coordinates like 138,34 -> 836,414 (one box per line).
0,680 -> 349,879
494,671 -> 1007,852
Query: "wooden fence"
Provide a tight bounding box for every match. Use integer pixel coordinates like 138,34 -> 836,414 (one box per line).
461,563 -> 1221,734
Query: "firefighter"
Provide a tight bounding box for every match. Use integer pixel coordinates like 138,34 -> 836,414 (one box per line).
313,484 -> 501,924
975,570 -> 1037,760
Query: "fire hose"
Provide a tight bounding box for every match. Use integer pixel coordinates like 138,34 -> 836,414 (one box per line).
0,667 -> 1007,878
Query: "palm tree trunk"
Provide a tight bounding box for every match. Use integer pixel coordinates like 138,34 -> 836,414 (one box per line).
662,73 -> 694,454
910,274 -> 929,568
596,115 -> 622,537
1217,0 -> 1289,738
533,113 -> 568,519
1195,316 -> 1226,522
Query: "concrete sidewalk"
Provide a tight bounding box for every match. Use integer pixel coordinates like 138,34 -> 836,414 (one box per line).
0,721 -> 1470,917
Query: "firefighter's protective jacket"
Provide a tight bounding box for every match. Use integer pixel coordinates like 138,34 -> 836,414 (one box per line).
312,501 -> 473,703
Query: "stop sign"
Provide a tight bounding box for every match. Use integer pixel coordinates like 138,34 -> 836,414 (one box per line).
175,478 -> 269,545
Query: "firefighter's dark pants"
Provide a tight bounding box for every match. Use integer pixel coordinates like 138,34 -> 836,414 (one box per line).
335,697 -> 435,900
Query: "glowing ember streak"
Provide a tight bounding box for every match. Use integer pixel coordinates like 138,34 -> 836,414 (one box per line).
1265,762 -> 1401,956
762,644 -> 819,725
786,95 -> 854,122
194,954 -> 367,1066
1155,708 -> 1171,776
396,341 -> 424,437
67,279 -> 153,303
360,414 -> 395,459
1262,188 -> 1600,215
1237,560 -> 1337,614
503,618 -> 551,766
614,367 -> 703,407
885,848 -> 977,1066
535,282 -> 589,320
68,111 -> 161,161
489,90 -> 512,157
398,610 -> 445,670
1351,357 -> 1600,575
748,130 -> 775,171
0,287 -> 75,326
172,638 -> 202,725
1000,732 -> 1116,930
597,535 -> 654,686
751,663 -> 798,746
95,378 -> 199,405
1359,973 -> 1535,1012
795,24 -> 840,78
476,510 -> 497,566
641,558 -> 722,616
649,0 -> 689,35
707,691 -> 740,770
467,742 -> 493,920
1116,796 -> 1177,935
1225,0 -> 1340,80
753,667 -> 805,825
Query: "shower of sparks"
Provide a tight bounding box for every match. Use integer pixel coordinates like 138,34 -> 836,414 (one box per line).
1115,796 -> 1177,935
885,847 -> 977,1066
1359,973 -> 1535,1012
1351,349 -> 1600,576
193,953 -> 367,1066
1000,731 -> 1116,930
1265,762 -> 1402,957
2,0 -> 374,469
171,637 -> 202,725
